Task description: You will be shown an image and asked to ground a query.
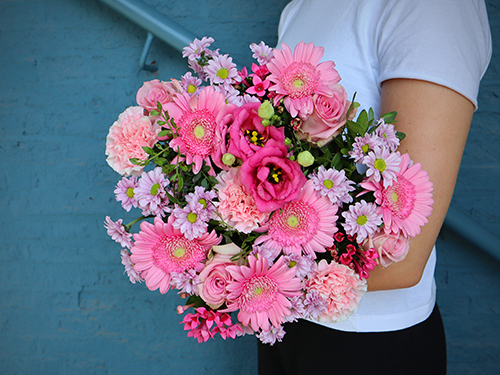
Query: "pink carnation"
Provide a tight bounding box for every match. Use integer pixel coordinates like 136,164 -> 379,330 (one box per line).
227,102 -> 285,162
239,139 -> 307,213
136,79 -> 183,113
306,260 -> 367,323
214,168 -> 269,233
297,84 -> 350,147
362,230 -> 410,267
105,106 -> 159,176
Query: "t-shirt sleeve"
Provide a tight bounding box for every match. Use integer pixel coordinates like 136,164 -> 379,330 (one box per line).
376,0 -> 492,109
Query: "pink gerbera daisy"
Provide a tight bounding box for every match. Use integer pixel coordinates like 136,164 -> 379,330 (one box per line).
164,86 -> 232,175
255,180 -> 338,259
361,153 -> 434,238
225,256 -> 302,332
267,42 -> 341,119
130,216 -> 221,294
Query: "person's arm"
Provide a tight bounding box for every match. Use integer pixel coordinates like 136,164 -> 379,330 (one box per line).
366,78 -> 474,291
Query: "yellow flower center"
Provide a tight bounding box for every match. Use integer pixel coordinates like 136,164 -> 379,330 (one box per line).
198,198 -> 207,209
392,192 -> 398,203
287,215 -> 299,228
187,84 -> 197,94
126,187 -> 135,198
187,212 -> 198,223
323,179 -> 334,189
150,183 -> 160,196
289,260 -> 297,268
216,68 -> 229,79
173,247 -> 186,258
293,79 -> 304,88
374,158 -> 387,172
356,214 -> 368,226
194,125 -> 205,139
253,286 -> 263,296
361,144 -> 370,154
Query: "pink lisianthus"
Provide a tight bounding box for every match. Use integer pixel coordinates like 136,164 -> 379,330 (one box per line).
105,106 -> 160,176
297,84 -> 351,147
198,243 -> 242,309
227,102 -> 285,162
362,230 -> 410,267
136,79 -> 183,114
306,259 -> 367,323
239,139 -> 307,213
164,86 -> 235,174
214,168 -> 269,233
267,42 -> 341,119
360,153 -> 434,238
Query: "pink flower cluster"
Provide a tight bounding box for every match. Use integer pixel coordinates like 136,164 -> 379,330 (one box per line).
104,37 -> 435,345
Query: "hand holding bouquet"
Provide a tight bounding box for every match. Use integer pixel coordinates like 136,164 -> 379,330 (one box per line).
104,37 -> 433,345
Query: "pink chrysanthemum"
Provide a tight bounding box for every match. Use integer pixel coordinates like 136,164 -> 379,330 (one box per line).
255,180 -> 338,259
170,269 -> 201,294
225,256 -> 302,332
114,176 -> 139,212
309,166 -> 355,206
303,289 -> 328,320
214,168 -> 269,233
361,153 -> 434,238
165,86 -> 232,175
364,149 -> 401,188
104,216 -> 133,249
130,216 -> 220,294
134,167 -> 170,217
171,201 -> 209,240
256,326 -> 286,346
341,200 -> 382,243
182,36 -> 215,61
121,249 -> 143,283
283,253 -> 315,279
349,133 -> 383,163
250,41 -> 274,65
186,186 -> 218,219
267,42 -> 341,119
181,72 -> 203,96
205,54 -> 239,87
306,259 -> 367,323
284,295 -> 306,323
375,119 -> 400,152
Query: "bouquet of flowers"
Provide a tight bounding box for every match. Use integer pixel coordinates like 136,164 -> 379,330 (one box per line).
104,37 -> 434,345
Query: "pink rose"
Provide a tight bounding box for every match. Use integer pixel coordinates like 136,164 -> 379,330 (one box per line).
227,102 -> 285,162
198,244 -> 241,309
239,139 -> 307,212
105,106 -> 159,176
306,259 -> 367,323
136,79 -> 183,113
362,231 -> 410,267
297,84 -> 350,147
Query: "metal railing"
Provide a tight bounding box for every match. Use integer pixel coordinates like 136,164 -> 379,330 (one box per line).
97,0 -> 500,264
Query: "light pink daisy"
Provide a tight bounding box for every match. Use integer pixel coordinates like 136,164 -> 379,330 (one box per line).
375,119 -> 400,152
256,326 -> 286,346
120,249 -> 143,283
349,133 -> 383,163
205,54 -> 239,87
364,149 -> 401,188
180,72 -> 202,96
104,216 -> 133,249
361,153 -> 434,238
170,269 -> 201,294
303,289 -> 328,320
284,295 -> 306,323
255,180 -> 338,259
267,42 -> 341,119
186,186 -> 218,219
130,216 -> 220,294
164,86 -> 232,174
182,36 -> 215,61
225,256 -> 302,332
114,176 -> 139,212
134,167 -> 170,217
283,253 -> 315,279
341,200 -> 382,243
309,166 -> 355,206
250,41 -> 274,65
171,201 -> 209,240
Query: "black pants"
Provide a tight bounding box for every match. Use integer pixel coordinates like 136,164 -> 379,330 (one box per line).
258,304 -> 446,375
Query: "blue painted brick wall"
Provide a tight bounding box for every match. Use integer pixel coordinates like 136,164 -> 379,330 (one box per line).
0,0 -> 498,374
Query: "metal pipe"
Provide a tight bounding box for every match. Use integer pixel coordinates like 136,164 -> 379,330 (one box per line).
139,32 -> 157,71
98,0 -> 197,52
443,205 -> 500,263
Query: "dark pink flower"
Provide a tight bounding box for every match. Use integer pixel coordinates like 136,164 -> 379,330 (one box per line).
239,139 -> 307,212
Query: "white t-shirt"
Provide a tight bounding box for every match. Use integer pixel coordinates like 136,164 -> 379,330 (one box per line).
278,0 -> 492,332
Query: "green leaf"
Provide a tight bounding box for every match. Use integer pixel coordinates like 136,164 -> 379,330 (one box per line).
368,108 -> 375,123
396,131 -> 406,141
158,129 -> 170,137
381,111 -> 397,123
150,110 -> 159,116
331,152 -> 343,169
340,148 -> 350,156
142,146 -> 155,155
129,158 -> 142,165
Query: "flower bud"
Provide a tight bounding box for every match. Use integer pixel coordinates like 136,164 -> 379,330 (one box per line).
284,138 -> 292,146
297,151 -> 314,167
222,153 -> 236,166
258,100 -> 274,120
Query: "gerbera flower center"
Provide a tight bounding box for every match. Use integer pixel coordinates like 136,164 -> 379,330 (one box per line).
194,125 -> 205,138
281,62 -> 319,99
187,212 -> 198,223
323,179 -> 334,189
126,187 -> 135,198
150,183 -> 160,196
153,235 -> 206,273
374,159 -> 387,172
383,177 -> 416,219
288,215 -> 299,227
216,68 -> 229,79
240,275 -> 278,312
245,129 -> 266,146
178,109 -> 217,156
